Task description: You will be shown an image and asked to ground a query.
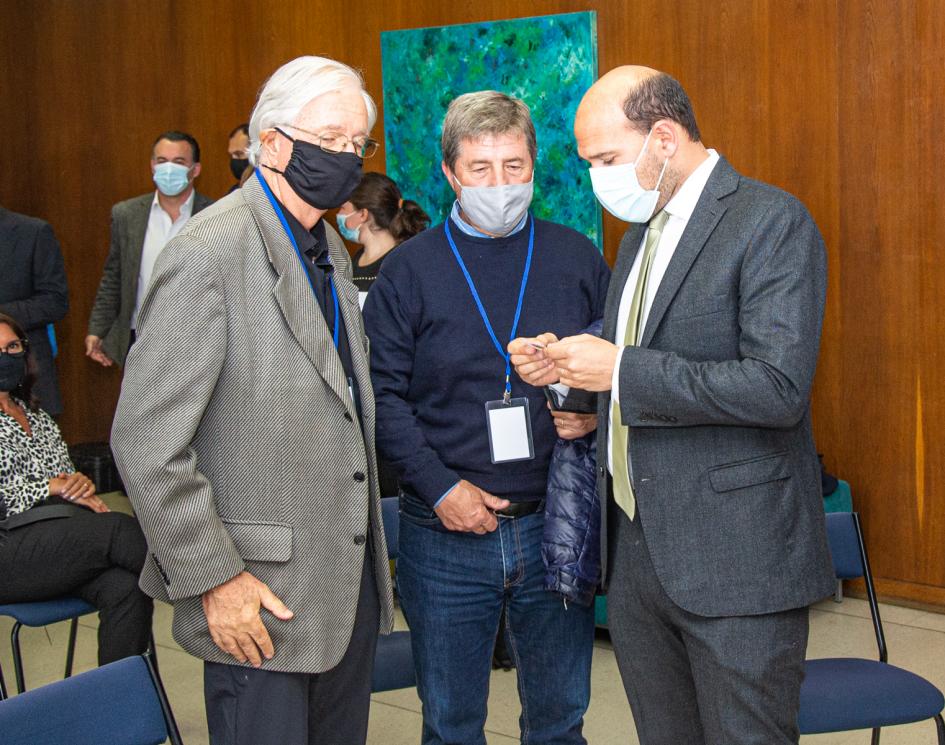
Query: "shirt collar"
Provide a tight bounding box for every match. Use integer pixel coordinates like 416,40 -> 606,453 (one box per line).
151,187 -> 196,218
278,199 -> 330,266
663,149 -> 720,222
449,200 -> 528,239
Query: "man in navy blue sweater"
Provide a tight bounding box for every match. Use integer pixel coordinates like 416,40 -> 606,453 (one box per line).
363,91 -> 609,745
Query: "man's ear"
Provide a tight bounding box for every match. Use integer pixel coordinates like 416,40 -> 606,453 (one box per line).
259,129 -> 280,164
191,163 -> 202,179
442,160 -> 460,198
652,119 -> 680,159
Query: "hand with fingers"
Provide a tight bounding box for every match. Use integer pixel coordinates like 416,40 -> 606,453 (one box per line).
201,571 -> 295,667
84,335 -> 114,367
435,480 -> 511,534
550,409 -> 598,440
544,334 -> 619,392
50,471 -> 97,503
73,494 -> 110,513
508,332 -> 560,387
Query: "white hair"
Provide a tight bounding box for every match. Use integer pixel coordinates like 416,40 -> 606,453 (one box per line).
247,56 -> 377,166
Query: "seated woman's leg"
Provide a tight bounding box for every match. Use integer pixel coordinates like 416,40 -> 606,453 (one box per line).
77,565 -> 153,664
0,511 -> 153,664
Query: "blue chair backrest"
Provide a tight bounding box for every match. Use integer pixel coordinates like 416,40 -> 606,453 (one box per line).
381,496 -> 400,560
0,655 -> 169,745
825,512 -> 865,580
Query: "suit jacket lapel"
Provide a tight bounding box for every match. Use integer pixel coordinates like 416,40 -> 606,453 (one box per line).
603,224 -> 647,343
245,177 -> 352,410
127,194 -> 152,283
640,158 -> 738,348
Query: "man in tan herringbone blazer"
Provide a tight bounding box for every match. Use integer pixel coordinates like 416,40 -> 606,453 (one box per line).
111,56 -> 393,745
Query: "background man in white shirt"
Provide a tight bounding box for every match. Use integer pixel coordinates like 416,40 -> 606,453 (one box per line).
86,130 -> 212,367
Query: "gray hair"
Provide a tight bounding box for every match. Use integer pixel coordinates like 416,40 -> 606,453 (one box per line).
248,56 -> 377,166
441,91 -> 537,172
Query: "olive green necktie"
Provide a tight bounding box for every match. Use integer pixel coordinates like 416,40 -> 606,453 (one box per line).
612,210 -> 670,520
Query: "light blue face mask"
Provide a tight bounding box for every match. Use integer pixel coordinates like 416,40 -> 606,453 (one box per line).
336,211 -> 362,243
153,162 -> 191,196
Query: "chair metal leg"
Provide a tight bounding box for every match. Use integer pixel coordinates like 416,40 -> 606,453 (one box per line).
934,713 -> 945,745
64,617 -> 79,678
145,651 -> 183,745
834,578 -> 843,602
147,631 -> 159,676
11,621 -> 26,694
0,659 -> 7,700
871,727 -> 881,745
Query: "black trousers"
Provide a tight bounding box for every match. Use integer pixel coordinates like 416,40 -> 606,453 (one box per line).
607,507 -> 809,745
204,552 -> 380,745
0,511 -> 153,665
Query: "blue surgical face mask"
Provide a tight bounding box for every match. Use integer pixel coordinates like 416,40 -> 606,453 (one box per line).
153,162 -> 192,196
588,129 -> 669,223
336,211 -> 362,243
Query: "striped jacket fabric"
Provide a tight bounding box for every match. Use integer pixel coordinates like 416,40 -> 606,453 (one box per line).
111,175 -> 393,674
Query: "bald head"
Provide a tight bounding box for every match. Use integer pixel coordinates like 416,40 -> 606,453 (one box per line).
576,66 -> 661,129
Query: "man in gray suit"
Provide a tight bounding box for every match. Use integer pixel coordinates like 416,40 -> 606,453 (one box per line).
511,66 -> 834,744
86,130 -> 211,368
111,56 -> 393,745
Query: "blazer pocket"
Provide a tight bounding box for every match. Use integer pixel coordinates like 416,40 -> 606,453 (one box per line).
667,295 -> 731,322
709,451 -> 790,493
222,520 -> 293,563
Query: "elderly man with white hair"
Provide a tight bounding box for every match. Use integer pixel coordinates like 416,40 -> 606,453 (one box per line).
111,56 -> 394,745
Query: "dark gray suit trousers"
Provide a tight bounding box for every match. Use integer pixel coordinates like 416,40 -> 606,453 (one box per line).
204,552 -> 379,745
607,505 -> 808,745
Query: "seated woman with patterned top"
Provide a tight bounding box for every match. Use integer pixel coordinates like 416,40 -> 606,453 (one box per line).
0,312 -> 152,665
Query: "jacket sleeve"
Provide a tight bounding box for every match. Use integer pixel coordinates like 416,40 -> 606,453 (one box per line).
363,270 -> 460,508
87,207 -> 124,337
617,197 -> 826,429
0,222 -> 69,331
111,233 -> 244,600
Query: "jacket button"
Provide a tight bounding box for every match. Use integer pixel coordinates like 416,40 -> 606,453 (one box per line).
353,534 -> 366,545
344,411 -> 353,422
353,471 -> 366,482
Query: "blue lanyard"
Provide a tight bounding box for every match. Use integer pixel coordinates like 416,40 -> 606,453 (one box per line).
255,169 -> 340,348
444,216 -> 534,402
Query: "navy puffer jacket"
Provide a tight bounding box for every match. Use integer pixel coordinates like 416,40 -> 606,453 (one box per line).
542,433 -> 600,606
541,318 -> 603,607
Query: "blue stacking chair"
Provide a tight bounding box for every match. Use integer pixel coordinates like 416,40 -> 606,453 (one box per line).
799,512 -> 945,743
0,596 -> 96,698
0,652 -> 182,745
371,496 -> 417,693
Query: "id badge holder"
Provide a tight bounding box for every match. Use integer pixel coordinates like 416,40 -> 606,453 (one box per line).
485,397 -> 535,464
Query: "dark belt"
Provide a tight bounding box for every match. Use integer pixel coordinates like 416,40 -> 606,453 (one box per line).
494,500 -> 543,519
0,501 -> 86,531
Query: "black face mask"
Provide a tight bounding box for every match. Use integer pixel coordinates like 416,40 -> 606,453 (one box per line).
0,353 -> 26,392
264,128 -> 363,210
230,157 -> 249,181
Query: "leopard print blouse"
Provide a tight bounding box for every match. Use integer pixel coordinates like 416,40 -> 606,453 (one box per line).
0,399 -> 75,519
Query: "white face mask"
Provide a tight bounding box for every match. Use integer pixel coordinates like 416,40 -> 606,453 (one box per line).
588,130 -> 668,223
453,175 -> 534,236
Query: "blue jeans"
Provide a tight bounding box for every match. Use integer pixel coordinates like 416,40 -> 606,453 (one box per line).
397,492 -> 594,745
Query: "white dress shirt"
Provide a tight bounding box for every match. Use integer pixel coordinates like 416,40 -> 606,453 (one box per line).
131,189 -> 195,330
607,149 -> 720,474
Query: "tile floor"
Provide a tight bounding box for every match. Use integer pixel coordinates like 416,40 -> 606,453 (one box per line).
2,494 -> 943,744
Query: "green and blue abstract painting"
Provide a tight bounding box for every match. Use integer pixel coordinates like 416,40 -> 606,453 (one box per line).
380,12 -> 601,249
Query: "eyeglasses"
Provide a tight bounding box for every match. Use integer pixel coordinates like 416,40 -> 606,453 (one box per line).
0,339 -> 27,357
278,125 -> 379,159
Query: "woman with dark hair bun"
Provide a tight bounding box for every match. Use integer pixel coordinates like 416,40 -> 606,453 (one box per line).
336,172 -> 430,300
0,312 -> 153,666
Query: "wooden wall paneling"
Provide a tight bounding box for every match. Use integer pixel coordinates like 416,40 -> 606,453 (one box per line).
833,0 -> 945,606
